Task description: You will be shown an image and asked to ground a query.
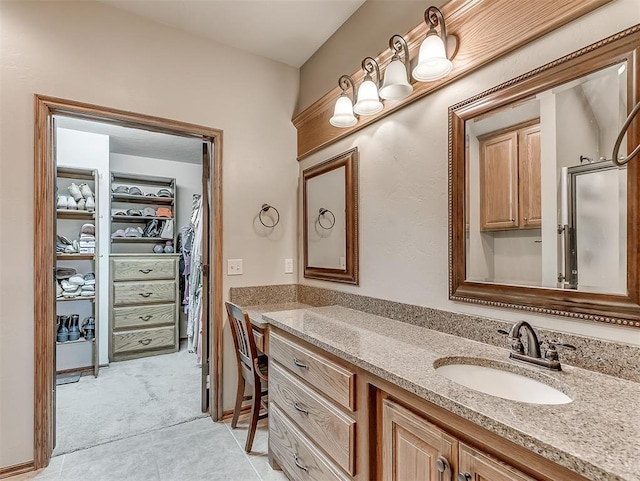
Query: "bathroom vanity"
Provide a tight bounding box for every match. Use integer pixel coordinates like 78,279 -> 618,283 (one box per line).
247,305 -> 638,481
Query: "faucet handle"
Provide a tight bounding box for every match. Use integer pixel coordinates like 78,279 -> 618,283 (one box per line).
543,341 -> 576,361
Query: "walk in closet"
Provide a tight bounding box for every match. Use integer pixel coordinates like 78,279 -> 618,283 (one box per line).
52,115 -> 207,455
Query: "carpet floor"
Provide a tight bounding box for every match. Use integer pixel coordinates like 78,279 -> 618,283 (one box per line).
54,345 -> 207,456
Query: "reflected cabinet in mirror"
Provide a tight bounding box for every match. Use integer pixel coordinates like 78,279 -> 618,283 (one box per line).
449,26 -> 639,326
303,148 -> 359,284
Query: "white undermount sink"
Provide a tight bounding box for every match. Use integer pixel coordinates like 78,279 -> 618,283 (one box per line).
435,361 -> 572,405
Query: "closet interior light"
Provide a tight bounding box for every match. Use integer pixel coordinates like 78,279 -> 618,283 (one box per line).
412,6 -> 458,82
379,35 -> 413,101
353,57 -> 383,116
329,75 -> 358,128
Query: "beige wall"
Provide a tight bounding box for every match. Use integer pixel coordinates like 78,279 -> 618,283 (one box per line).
298,1 -> 640,344
296,0 -> 443,115
0,1 -> 298,467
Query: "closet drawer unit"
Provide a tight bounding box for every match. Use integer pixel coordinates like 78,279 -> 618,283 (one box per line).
113,303 -> 176,329
270,331 -> 355,411
112,257 -> 176,281
270,403 -> 350,481
112,326 -> 175,354
113,280 -> 176,306
270,363 -> 355,475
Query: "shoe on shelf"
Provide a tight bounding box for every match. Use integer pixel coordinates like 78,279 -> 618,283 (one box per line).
77,198 -> 86,211
113,185 -> 129,194
68,314 -> 80,341
57,195 -> 68,210
153,244 -> 164,254
81,224 -> 95,236
68,183 -> 83,202
81,317 -> 95,340
124,226 -> 144,238
142,207 -> 156,217
85,196 -> 95,212
66,196 -> 78,210
83,273 -> 95,285
57,316 -> 69,342
129,186 -> 143,196
68,274 -> 85,286
111,228 -> 126,238
62,287 -> 81,298
157,188 -> 172,198
56,282 -> 63,298
79,183 -> 93,199
60,279 -> 77,291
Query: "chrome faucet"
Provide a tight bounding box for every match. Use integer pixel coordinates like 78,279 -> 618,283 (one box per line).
500,321 -> 576,371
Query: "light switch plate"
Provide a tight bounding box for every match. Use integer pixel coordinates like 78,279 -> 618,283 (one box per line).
285,258 -> 293,274
227,259 -> 243,276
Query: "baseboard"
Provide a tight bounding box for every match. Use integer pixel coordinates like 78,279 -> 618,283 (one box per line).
56,365 -> 94,376
0,461 -> 34,479
221,404 -> 252,420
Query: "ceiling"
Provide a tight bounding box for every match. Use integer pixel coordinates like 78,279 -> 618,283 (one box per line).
96,0 -> 366,68
56,117 -> 203,164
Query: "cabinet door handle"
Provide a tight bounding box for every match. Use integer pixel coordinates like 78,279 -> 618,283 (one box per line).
139,292 -> 153,298
139,269 -> 153,274
436,456 -> 451,481
293,401 -> 309,415
139,315 -> 152,321
138,338 -> 152,346
293,454 -> 309,472
457,473 -> 471,481
293,358 -> 308,369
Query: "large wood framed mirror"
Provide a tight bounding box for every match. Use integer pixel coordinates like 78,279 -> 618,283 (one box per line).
449,26 -> 639,327
303,147 -> 359,284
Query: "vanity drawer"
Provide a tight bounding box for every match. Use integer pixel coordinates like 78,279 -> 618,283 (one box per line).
270,403 -> 350,481
270,331 -> 355,411
270,362 -> 355,475
112,326 -> 175,354
113,280 -> 176,306
112,257 -> 176,281
113,303 -> 176,330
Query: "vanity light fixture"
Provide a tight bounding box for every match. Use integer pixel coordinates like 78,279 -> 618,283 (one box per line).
412,6 -> 458,82
329,75 -> 358,128
380,34 -> 413,101
354,57 -> 384,116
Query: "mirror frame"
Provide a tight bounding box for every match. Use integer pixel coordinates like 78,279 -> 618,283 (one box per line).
449,26 -> 640,327
303,147 -> 359,284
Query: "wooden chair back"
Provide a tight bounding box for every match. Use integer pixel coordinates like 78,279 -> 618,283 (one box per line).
225,302 -> 260,381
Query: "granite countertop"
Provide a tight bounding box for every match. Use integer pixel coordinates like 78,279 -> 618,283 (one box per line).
244,303 -> 312,329
260,305 -> 640,481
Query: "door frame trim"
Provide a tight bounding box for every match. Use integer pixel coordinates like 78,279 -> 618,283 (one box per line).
33,95 -> 224,468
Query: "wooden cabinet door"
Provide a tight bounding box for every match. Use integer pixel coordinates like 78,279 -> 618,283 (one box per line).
458,443 -> 537,481
382,399 -> 457,481
479,131 -> 519,231
518,125 -> 542,229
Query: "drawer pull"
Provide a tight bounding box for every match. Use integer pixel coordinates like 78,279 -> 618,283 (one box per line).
457,474 -> 471,481
138,338 -> 152,346
293,358 -> 308,369
293,454 -> 309,472
436,456 -> 451,481
139,269 -> 153,274
139,315 -> 153,321
139,292 -> 153,298
293,401 -> 308,415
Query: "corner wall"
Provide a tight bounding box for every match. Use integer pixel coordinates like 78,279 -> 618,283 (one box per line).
297,1 -> 640,345
0,1 -> 298,468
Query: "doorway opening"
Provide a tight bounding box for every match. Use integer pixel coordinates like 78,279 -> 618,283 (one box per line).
34,96 -> 223,468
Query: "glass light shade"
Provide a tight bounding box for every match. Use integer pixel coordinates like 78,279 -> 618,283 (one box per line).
412,33 -> 453,82
379,58 -> 413,100
354,78 -> 383,115
329,95 -> 357,128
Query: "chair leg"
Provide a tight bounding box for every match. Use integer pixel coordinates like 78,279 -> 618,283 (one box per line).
244,383 -> 261,452
231,376 -> 245,429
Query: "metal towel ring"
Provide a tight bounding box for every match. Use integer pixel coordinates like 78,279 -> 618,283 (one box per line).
612,101 -> 640,166
317,208 -> 336,230
258,203 -> 279,228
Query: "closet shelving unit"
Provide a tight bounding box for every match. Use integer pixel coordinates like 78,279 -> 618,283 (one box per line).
109,172 -> 180,362
56,166 -> 100,378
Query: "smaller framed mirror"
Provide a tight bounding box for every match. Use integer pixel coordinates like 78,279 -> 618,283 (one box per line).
303,148 -> 359,284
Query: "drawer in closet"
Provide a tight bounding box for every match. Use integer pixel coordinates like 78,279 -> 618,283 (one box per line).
112,326 -> 175,354
113,280 -> 176,306
269,403 -> 350,481
270,363 -> 355,475
270,331 -> 355,411
112,257 -> 176,281
113,303 -> 176,330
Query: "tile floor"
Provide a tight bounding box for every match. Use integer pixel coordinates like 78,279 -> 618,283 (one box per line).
8,417 -> 288,481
